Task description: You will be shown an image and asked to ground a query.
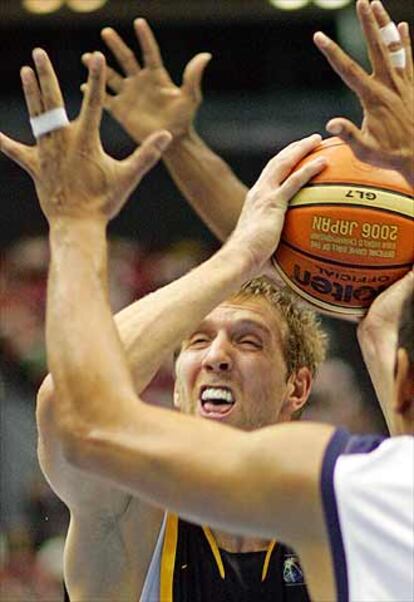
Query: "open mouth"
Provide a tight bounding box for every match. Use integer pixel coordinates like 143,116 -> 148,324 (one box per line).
198,385 -> 236,419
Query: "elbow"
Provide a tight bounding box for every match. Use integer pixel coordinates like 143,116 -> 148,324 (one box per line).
59,417 -> 115,477
58,419 -> 94,471
36,374 -> 55,422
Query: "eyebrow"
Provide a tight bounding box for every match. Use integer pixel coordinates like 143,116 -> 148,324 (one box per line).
190,318 -> 273,339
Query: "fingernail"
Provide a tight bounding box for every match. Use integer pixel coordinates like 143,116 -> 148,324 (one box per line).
327,122 -> 342,135
358,0 -> 370,15
314,32 -> 329,48
158,132 -> 173,151
32,47 -> 45,62
20,66 -> 31,83
399,22 -> 409,35
309,133 -> 322,143
91,52 -> 103,68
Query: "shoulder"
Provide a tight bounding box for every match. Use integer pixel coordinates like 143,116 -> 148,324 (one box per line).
321,435 -> 414,602
333,434 -> 413,495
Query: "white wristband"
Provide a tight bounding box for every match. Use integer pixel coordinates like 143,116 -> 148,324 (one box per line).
30,107 -> 70,138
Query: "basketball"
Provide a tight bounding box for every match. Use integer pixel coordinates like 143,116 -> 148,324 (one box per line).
272,137 -> 414,317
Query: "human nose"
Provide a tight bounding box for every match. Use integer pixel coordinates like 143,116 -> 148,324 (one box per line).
201,333 -> 233,373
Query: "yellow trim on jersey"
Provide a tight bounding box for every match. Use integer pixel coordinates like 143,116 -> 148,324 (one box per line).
203,525 -> 277,582
160,514 -> 179,602
161,514 -> 278,598
261,540 -> 277,582
202,526 -> 226,578
290,185 -> 413,218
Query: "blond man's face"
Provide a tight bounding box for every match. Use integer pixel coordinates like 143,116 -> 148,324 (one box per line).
174,297 -> 297,431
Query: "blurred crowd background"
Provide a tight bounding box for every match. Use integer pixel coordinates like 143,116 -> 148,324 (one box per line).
1,1 -> 411,600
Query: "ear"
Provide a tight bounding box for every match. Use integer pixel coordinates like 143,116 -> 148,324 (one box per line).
394,348 -> 414,419
280,366 -> 313,420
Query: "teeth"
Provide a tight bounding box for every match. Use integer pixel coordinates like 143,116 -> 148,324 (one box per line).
201,387 -> 234,403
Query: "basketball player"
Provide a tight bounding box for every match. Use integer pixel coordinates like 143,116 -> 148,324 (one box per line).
81,0 -> 413,248
1,30 -> 412,601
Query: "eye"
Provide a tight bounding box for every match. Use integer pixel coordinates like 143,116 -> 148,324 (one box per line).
238,338 -> 262,349
188,335 -> 211,348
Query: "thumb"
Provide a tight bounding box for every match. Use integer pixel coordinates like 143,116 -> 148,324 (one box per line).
122,130 -> 172,188
326,118 -> 366,152
0,133 -> 37,178
182,53 -> 212,102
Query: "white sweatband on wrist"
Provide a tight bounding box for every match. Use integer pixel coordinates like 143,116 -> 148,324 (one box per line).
379,22 -> 401,46
30,107 -> 70,139
389,48 -> 406,68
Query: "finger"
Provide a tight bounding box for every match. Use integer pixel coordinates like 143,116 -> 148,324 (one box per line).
80,82 -> 114,112
121,130 -> 172,189
78,52 -> 106,138
83,52 -> 124,93
313,32 -> 371,97
398,22 -> 413,80
32,48 -> 65,111
20,66 -> 44,118
326,117 -> 372,160
182,53 -> 212,101
278,157 -> 327,201
259,134 -> 322,186
370,1 -> 395,35
356,0 -> 392,77
134,18 -> 163,69
371,2 -> 408,76
101,27 -> 140,76
0,132 -> 37,176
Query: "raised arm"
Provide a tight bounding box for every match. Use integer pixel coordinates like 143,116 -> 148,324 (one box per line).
357,268 -> 414,434
0,49 -> 171,600
314,0 -> 414,185
82,18 -> 247,241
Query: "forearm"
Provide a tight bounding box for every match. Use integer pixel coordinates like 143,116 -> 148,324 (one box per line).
357,322 -> 396,433
115,234 -> 256,391
47,218 -> 137,431
163,129 -> 248,241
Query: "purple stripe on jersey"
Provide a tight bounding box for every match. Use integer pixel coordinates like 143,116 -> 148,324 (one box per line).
320,428 -> 351,602
343,433 -> 386,455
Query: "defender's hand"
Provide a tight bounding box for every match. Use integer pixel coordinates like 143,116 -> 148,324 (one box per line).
230,134 -> 327,274
314,0 -> 413,182
0,50 -> 171,223
359,267 -> 414,334
82,19 -> 211,143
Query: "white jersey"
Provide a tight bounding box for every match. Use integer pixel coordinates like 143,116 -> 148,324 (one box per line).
321,430 -> 414,602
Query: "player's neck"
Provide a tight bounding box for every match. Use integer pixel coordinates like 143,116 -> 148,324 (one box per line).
211,528 -> 271,553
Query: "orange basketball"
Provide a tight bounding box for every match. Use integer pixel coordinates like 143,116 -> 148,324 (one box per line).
272,137 -> 414,317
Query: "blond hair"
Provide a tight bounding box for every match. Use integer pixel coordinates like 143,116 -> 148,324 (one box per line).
230,276 -> 328,378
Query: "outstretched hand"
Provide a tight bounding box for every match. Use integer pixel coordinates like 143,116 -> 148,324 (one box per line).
230,134 -> 327,274
0,49 -> 171,224
82,19 -> 211,144
314,0 -> 413,183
